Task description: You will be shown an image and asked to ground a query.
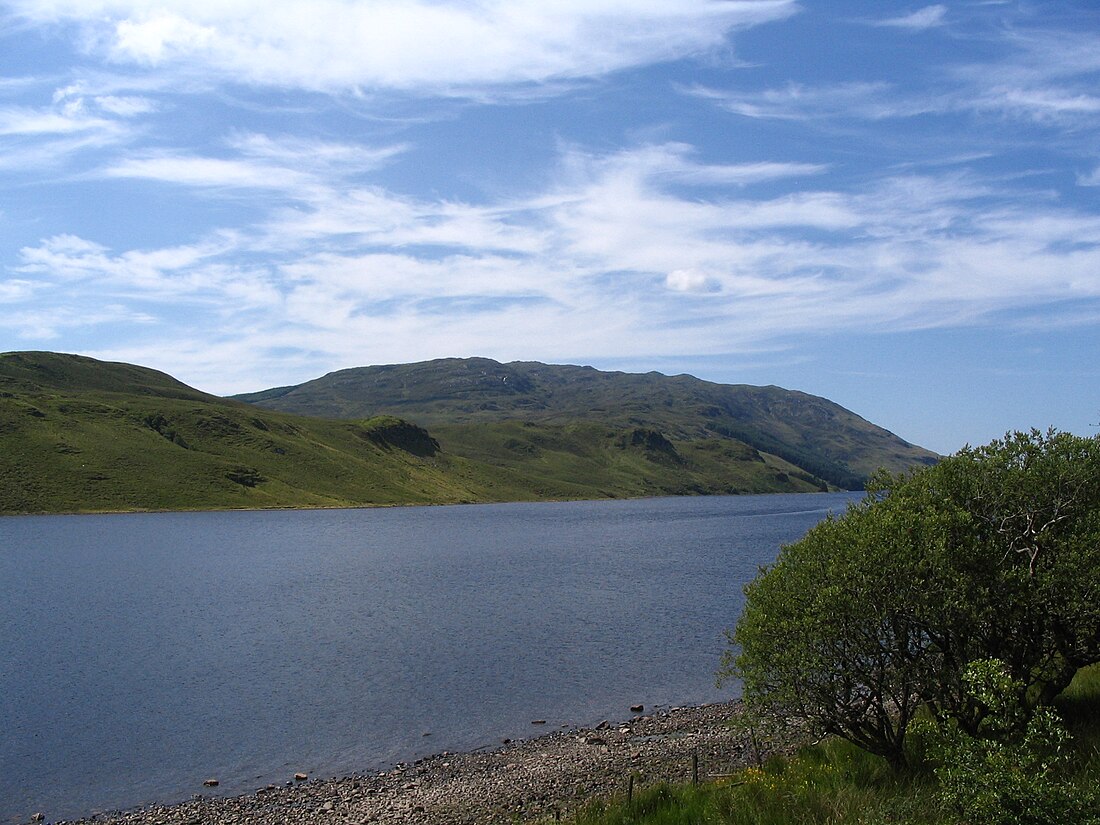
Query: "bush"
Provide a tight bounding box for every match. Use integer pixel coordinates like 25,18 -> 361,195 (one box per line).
924,659 -> 1099,825
723,429 -> 1100,768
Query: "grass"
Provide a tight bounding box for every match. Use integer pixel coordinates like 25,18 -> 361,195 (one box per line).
433,421 -> 829,500
560,665 -> 1100,825
1,351 -> 846,515
233,356 -> 941,487
1058,664 -> 1100,786
567,742 -> 938,825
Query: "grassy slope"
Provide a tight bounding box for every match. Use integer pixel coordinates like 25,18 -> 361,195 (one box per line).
558,664 -> 1100,825
565,665 -> 1100,825
236,357 -> 939,489
1,352 -> 828,515
432,421 -> 827,499
0,352 -> 487,513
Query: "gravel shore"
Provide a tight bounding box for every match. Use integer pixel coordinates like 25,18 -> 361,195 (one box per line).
53,701 -> 765,825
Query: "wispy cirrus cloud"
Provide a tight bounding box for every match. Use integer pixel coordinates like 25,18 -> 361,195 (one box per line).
693,18 -> 1100,128
873,4 -> 947,30
99,134 -> 409,211
560,141 -> 827,186
0,103 -> 123,137
6,0 -> 799,96
685,80 -> 929,120
1078,166 -> 1100,187
11,134 -> 1100,394
0,78 -> 157,172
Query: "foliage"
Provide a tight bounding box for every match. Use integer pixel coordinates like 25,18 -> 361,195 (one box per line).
723,429 -> 1100,767
721,494 -> 951,766
880,429 -> 1100,720
922,659 -> 1100,825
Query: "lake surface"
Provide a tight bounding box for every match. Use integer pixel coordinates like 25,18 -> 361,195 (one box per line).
0,492 -> 857,823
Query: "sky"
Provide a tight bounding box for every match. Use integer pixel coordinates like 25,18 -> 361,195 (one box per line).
1,1 -> 1098,455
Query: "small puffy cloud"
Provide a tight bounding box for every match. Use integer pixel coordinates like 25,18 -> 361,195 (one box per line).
666,269 -> 719,293
113,11 -> 217,63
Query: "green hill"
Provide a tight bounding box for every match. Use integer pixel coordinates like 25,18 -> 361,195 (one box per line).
0,352 -> 489,514
1,352 -> 851,515
236,357 -> 939,489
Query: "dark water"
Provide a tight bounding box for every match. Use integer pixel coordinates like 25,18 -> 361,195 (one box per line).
0,492 -> 856,823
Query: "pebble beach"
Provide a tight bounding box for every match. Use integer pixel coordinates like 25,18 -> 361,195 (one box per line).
49,701 -> 765,825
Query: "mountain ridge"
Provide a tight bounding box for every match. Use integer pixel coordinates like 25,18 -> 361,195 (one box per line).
1,351 -> 875,515
235,356 -> 938,489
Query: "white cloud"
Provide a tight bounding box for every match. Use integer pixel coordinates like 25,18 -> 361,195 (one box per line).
874,5 -> 947,30
94,95 -> 158,116
0,279 -> 37,303
570,142 -> 827,185
694,22 -> 1100,128
15,233 -> 270,304
971,87 -> 1100,120
7,0 -> 799,95
0,82 -> 152,172
0,303 -> 158,341
104,153 -> 317,191
687,81 -> 930,121
1078,167 -> 1100,187
230,133 -> 408,172
8,133 -> 1100,395
665,269 -> 718,293
0,105 -> 122,136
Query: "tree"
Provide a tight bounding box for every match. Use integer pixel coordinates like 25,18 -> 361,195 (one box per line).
883,429 -> 1100,719
722,429 -> 1100,768
722,490 -> 953,767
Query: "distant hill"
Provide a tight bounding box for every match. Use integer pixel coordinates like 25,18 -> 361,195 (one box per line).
1,352 -> 867,515
0,352 -> 488,514
236,357 -> 939,490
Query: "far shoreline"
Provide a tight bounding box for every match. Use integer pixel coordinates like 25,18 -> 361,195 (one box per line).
1,487 -> 854,519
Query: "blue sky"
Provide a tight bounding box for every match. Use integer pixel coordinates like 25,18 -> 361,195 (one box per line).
1,1 -> 1098,454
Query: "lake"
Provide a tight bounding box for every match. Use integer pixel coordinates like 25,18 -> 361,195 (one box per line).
0,492 -> 857,823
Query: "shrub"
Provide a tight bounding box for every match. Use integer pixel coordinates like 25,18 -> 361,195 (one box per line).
723,430 -> 1100,768
924,659 -> 1099,825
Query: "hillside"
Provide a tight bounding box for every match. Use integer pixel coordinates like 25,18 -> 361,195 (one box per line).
0,352 -> 837,515
236,357 -> 938,489
0,352 -> 491,514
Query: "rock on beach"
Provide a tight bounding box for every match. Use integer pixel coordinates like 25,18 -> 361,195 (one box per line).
51,701 -> 784,825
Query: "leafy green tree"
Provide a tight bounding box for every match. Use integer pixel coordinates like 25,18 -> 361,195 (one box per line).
723,429 -> 1100,768
880,429 -> 1100,722
723,491 -> 953,767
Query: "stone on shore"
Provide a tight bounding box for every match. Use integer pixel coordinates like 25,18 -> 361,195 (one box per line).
51,701 -> 793,825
